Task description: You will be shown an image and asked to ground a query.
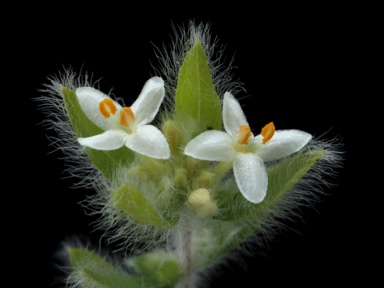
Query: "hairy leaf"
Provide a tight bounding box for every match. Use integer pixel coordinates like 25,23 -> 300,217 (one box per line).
112,185 -> 177,228
67,247 -> 150,288
175,40 -> 222,134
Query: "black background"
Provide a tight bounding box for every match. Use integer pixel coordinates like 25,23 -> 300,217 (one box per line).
11,5 -> 371,287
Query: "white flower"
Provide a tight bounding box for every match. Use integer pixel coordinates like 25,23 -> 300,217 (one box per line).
184,92 -> 312,204
76,77 -> 170,159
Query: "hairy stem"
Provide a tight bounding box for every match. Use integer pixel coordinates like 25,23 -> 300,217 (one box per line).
176,215 -> 195,288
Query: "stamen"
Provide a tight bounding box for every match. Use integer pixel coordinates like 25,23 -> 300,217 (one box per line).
261,122 -> 275,144
238,125 -> 251,144
99,98 -> 117,118
120,107 -> 135,127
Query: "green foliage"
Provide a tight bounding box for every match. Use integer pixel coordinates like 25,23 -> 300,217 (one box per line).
112,185 -> 177,228
130,250 -> 183,287
67,247 -> 150,288
175,40 -> 222,134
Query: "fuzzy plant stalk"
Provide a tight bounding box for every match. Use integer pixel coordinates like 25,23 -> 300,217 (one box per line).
38,21 -> 343,288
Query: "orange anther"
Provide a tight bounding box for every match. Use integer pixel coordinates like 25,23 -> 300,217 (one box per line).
261,122 -> 275,144
120,107 -> 135,127
238,125 -> 251,145
99,98 -> 117,118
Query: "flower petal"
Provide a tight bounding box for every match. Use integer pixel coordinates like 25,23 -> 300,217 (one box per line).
257,130 -> 312,162
78,130 -> 127,150
184,130 -> 236,161
131,77 -> 165,126
223,92 -> 249,136
233,153 -> 268,204
76,87 -> 123,130
125,125 -> 170,159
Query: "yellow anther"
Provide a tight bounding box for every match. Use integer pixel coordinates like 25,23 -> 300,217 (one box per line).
261,122 -> 275,144
99,98 -> 117,118
237,125 -> 251,144
119,107 -> 135,127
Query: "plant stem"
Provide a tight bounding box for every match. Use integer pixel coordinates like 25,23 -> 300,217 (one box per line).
176,215 -> 195,288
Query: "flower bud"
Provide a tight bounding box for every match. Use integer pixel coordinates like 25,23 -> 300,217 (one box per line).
188,188 -> 217,218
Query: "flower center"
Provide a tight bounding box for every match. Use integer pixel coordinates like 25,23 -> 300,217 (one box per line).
99,98 -> 117,118
119,107 -> 135,127
260,122 -> 275,144
237,125 -> 251,145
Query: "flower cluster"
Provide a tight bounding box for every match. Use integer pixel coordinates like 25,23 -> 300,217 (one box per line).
39,22 -> 342,288
77,79 -> 311,204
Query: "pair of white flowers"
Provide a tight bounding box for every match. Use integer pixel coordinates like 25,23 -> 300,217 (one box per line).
76,77 -> 311,204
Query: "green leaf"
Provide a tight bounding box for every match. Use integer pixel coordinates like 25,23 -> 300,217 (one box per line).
204,150 -> 325,260
62,87 -> 134,181
112,185 -> 177,228
215,150 -> 325,221
175,40 -> 222,133
67,247 -> 150,288
261,150 -> 324,210
130,250 -> 183,287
